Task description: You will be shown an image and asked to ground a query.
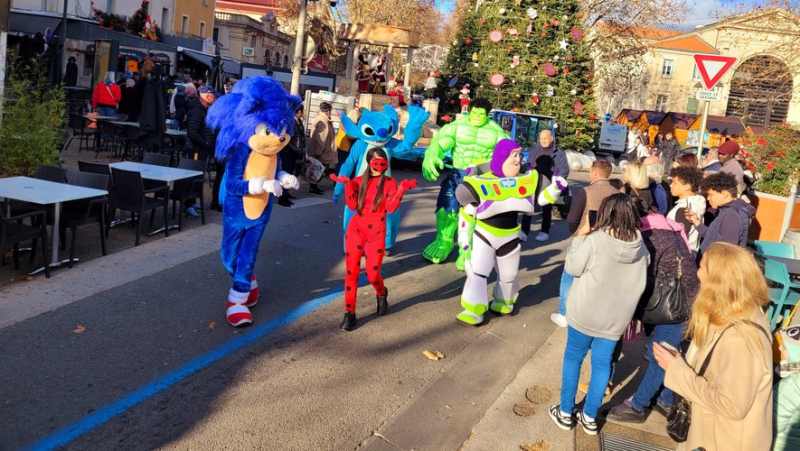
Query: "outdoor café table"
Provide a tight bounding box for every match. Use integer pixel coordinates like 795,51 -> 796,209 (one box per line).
82,115 -> 118,147
0,176 -> 107,275
767,255 -> 800,282
108,162 -> 203,236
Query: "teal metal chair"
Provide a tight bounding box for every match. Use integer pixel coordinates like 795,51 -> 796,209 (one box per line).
765,258 -> 800,330
755,240 -> 796,259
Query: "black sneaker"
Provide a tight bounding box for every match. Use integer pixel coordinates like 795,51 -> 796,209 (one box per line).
607,399 -> 646,424
548,405 -> 575,431
376,287 -> 389,316
574,409 -> 599,435
310,187 -> 324,196
277,197 -> 293,207
340,312 -> 356,331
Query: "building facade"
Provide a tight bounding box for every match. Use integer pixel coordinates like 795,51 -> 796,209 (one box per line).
603,9 -> 800,127
213,10 -> 289,68
173,0 -> 215,39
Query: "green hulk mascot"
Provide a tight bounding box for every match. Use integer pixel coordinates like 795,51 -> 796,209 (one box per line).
422,98 -> 508,270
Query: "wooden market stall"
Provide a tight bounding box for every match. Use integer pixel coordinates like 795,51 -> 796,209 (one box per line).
615,109 -> 643,128
659,112 -> 699,146
688,115 -> 748,148
633,110 -> 668,146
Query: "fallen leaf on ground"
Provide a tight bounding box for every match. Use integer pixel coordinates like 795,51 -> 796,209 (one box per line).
209,321 -> 216,330
22,275 -> 34,281
73,325 -> 87,334
445,404 -> 452,409
422,350 -> 445,361
513,403 -> 536,417
520,441 -> 549,451
525,385 -> 552,404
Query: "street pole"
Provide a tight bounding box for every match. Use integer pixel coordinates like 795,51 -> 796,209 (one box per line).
59,0 -> 68,86
696,100 -> 710,161
290,0 -> 308,96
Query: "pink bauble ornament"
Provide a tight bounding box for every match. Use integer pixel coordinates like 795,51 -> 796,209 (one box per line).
489,30 -> 503,43
543,63 -> 556,77
490,73 -> 505,86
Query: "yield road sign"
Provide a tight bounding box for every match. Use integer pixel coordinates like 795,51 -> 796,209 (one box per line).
693,54 -> 738,90
696,89 -> 722,102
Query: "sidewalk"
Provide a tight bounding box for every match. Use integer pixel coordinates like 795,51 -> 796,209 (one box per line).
461,325 -> 679,451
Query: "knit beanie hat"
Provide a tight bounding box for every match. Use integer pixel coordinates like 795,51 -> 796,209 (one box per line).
319,102 -> 332,112
490,139 -> 521,177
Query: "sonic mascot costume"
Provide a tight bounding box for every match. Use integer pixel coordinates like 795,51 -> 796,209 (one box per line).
455,139 -> 567,326
206,77 -> 302,327
333,104 -> 430,251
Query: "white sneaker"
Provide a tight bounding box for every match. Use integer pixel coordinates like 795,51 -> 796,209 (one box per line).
535,232 -> 550,242
518,231 -> 528,242
550,313 -> 567,328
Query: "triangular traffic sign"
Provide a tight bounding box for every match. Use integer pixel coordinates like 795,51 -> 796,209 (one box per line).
693,54 -> 738,90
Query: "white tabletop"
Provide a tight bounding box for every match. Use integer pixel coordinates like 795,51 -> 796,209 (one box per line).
109,162 -> 203,183
0,177 -> 107,205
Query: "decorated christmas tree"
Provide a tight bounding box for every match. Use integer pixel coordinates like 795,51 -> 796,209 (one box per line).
440,0 -> 597,151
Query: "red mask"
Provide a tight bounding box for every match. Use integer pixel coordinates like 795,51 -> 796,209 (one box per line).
370,158 -> 388,172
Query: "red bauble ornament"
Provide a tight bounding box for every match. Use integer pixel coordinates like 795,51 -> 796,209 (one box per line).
465,38 -> 472,44
571,28 -> 584,41
490,73 -> 505,86
540,32 -> 547,38
435,71 -> 440,77
589,113 -> 596,120
578,12 -> 584,18
489,30 -> 503,43
576,129 -> 582,136
568,57 -> 574,61
543,63 -> 557,77
584,88 -> 591,94
481,19 -> 487,25
532,94 -> 539,106
585,73 -> 592,79
543,23 -> 550,28
507,45 -> 513,51
573,101 -> 585,115
449,99 -> 456,105
563,68 -> 570,74
551,19 -> 559,26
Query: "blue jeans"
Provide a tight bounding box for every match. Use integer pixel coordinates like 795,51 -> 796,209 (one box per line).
630,323 -> 685,411
558,269 -> 573,316
561,326 -> 617,419
97,106 -> 116,117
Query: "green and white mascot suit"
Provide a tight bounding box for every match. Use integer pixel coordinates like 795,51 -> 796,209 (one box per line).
455,139 -> 567,325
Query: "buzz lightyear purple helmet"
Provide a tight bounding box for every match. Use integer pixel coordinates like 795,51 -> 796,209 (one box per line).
490,139 -> 522,177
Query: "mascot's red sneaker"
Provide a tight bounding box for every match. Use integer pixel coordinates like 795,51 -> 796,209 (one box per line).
246,275 -> 259,308
227,289 -> 252,327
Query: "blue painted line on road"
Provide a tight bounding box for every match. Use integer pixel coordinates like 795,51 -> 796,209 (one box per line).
25,277 -> 365,451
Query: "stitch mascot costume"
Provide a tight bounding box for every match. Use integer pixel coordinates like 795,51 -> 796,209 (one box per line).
334,104 -> 429,251
455,139 -> 567,325
206,76 -> 302,327
422,98 -> 508,270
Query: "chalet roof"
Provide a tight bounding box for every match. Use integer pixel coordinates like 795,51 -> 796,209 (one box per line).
652,35 -> 718,54
664,112 -> 698,129
703,116 -> 747,136
640,110 -> 667,124
618,109 -> 643,122
216,0 -> 283,17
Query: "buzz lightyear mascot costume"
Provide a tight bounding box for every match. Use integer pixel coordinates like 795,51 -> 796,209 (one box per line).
455,139 -> 567,325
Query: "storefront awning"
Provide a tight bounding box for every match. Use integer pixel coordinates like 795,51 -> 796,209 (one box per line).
9,10 -> 62,37
84,45 -> 171,64
178,47 -> 240,78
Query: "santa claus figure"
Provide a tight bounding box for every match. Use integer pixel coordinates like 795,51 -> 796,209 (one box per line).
459,85 -> 471,114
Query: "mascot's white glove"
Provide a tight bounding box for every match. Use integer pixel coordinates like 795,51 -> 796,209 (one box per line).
277,171 -> 300,190
248,177 -> 267,195
537,176 -> 569,207
262,179 -> 283,197
457,205 -> 477,251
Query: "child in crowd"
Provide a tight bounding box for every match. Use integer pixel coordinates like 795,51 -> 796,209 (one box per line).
330,147 -> 416,331
667,166 -> 707,254
550,193 -> 649,435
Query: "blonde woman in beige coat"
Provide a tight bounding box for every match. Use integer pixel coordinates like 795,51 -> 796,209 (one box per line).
654,242 -> 773,451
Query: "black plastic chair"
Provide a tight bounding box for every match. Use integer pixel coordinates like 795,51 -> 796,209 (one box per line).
34,165 -> 67,183
110,168 -> 169,246
170,159 -> 206,230
67,114 -> 95,153
0,209 -> 50,278
96,121 -> 126,158
142,152 -> 170,167
78,161 -> 116,233
61,171 -> 109,267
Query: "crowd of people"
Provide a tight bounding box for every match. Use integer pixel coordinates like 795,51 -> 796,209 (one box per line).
539,131 -> 798,450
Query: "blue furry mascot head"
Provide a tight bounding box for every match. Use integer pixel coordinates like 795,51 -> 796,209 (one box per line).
337,105 -> 401,147
207,76 -> 302,162
205,76 -> 303,328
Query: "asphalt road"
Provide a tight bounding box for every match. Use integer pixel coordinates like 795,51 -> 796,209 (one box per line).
0,167 -> 581,450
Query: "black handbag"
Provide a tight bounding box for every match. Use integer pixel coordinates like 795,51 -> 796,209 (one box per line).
666,322 -> 769,442
642,232 -> 690,325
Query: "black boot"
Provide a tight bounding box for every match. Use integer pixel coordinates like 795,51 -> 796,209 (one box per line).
340,312 -> 356,331
377,288 -> 389,316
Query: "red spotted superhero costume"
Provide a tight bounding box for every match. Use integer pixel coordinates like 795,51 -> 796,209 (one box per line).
331,150 -> 416,331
